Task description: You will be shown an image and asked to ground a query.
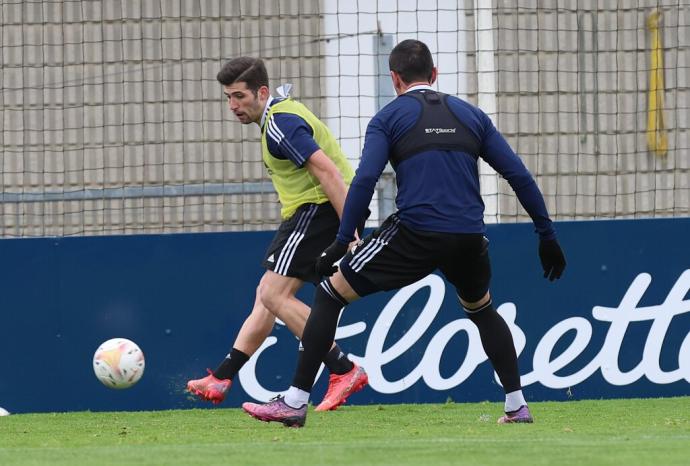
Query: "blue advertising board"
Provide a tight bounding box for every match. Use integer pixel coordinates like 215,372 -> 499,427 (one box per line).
0,217 -> 688,413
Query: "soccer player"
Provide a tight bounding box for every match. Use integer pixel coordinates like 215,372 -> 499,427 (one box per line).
186,57 -> 368,411
242,40 -> 566,427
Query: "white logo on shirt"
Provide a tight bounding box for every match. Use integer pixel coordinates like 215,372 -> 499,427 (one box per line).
425,128 -> 457,134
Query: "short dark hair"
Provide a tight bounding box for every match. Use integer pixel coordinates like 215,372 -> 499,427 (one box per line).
217,57 -> 269,93
388,39 -> 434,84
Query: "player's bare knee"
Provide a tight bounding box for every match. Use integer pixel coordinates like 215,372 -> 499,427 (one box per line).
258,282 -> 285,316
257,282 -> 275,312
329,271 -> 360,303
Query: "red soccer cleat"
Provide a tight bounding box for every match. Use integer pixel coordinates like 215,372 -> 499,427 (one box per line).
186,369 -> 232,405
315,363 -> 368,411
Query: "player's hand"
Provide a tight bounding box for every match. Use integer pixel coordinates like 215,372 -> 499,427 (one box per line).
316,240 -> 349,277
538,239 -> 566,281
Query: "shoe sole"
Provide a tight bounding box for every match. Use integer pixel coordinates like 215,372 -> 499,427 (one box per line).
497,416 -> 534,424
187,385 -> 225,405
242,407 -> 305,428
314,372 -> 369,412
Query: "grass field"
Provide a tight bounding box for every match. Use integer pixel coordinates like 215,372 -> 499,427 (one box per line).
1,397 -> 689,465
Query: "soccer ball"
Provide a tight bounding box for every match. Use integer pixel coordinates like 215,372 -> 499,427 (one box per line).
93,338 -> 145,389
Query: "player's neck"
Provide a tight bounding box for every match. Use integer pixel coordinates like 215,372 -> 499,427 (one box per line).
400,81 -> 432,94
257,95 -> 274,127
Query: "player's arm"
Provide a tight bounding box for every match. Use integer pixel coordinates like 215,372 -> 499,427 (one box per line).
266,113 -> 350,219
315,116 -> 390,276
478,113 -> 566,280
305,150 -> 348,219
265,112 -> 319,169
478,114 -> 555,240
336,117 -> 390,244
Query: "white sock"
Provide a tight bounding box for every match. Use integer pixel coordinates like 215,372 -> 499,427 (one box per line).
505,390 -> 527,412
284,386 -> 310,409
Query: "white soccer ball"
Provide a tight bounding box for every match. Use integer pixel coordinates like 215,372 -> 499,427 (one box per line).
0,407 -> 10,416
93,338 -> 145,389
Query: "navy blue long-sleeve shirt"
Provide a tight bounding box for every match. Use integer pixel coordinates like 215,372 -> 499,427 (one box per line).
336,86 -> 556,244
263,97 -> 320,167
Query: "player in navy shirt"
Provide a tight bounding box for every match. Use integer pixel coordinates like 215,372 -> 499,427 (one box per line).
242,40 -> 566,427
336,84 -> 556,243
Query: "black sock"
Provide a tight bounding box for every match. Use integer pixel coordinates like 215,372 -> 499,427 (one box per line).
323,343 -> 354,375
292,279 -> 348,391
213,348 -> 250,381
465,300 -> 521,393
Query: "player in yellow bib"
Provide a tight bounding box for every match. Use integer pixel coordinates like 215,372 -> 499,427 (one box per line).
187,57 -> 368,412
262,97 -> 355,220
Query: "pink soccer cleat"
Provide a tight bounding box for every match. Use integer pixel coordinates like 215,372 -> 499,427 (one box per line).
315,363 -> 368,411
497,405 -> 534,424
242,396 -> 307,428
186,369 -> 232,405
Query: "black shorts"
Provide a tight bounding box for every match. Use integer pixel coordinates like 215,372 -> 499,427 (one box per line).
340,214 -> 491,302
262,202 -> 339,284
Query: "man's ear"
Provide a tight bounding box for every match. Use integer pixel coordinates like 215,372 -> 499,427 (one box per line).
390,70 -> 403,95
258,85 -> 270,100
429,67 -> 438,85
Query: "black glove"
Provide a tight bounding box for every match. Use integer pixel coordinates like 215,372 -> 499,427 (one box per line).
315,240 -> 349,277
539,239 -> 566,281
